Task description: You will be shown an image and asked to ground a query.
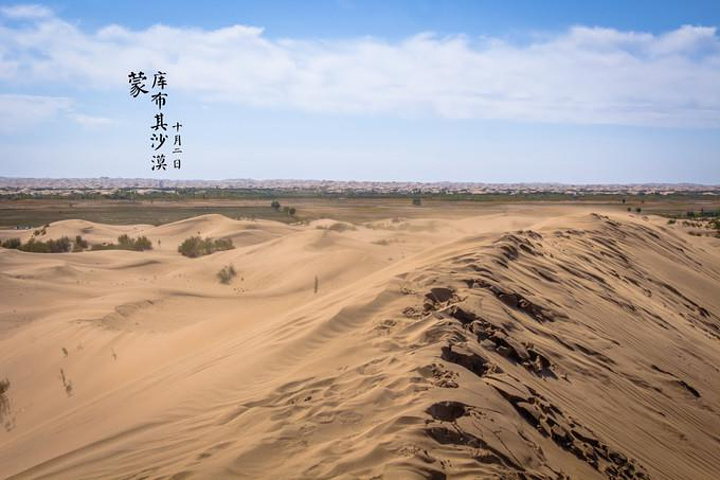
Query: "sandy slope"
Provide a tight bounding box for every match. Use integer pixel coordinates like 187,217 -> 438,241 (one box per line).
0,207 -> 719,480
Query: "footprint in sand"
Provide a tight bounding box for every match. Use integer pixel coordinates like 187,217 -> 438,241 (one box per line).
328,438 -> 355,455
338,411 -> 363,425
313,411 -> 336,424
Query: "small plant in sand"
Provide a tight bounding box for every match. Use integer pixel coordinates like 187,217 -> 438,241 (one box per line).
178,236 -> 235,258
92,235 -> 153,251
213,238 -> 234,251
271,200 -> 281,210
217,264 -> 237,284
59,369 -> 72,397
0,238 -> 21,249
0,377 -> 11,431
319,222 -> 356,233
19,236 -> 72,253
135,236 -> 153,250
0,378 -> 9,396
47,237 -> 71,252
178,236 -> 204,257
73,235 -> 89,252
32,225 -> 48,236
3,236 -> 89,253
280,205 -> 297,216
118,234 -> 153,251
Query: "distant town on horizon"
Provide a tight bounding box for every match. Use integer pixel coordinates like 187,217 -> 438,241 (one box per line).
1,177 -> 719,195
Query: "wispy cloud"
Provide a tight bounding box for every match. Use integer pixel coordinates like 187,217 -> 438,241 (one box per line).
67,113 -> 114,127
0,94 -> 72,133
1,5 -> 719,127
0,3 -> 52,19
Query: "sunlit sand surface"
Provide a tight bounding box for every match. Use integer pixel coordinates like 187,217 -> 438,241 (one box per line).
1,206 -> 719,479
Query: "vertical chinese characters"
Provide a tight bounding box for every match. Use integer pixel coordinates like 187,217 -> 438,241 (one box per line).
128,70 -> 184,172
128,71 -> 148,98
172,122 -> 183,169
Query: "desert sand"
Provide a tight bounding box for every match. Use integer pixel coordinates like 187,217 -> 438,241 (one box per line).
0,205 -> 719,479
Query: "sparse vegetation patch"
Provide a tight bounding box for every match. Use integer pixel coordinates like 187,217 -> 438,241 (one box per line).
73,235 -> 89,252
178,236 -> 235,258
317,222 -> 356,233
0,235 -> 92,253
91,235 -> 153,251
1,238 -> 21,249
0,378 -> 9,396
19,236 -> 72,253
217,264 -> 237,284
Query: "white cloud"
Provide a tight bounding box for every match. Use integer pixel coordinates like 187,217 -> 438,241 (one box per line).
0,4 -> 52,19
67,113 -> 114,127
0,94 -> 72,133
0,6 -> 719,127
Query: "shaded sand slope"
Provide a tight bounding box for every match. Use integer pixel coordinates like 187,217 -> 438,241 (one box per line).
0,208 -> 719,479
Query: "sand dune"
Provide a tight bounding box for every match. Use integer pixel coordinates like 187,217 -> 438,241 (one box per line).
0,207 -> 719,479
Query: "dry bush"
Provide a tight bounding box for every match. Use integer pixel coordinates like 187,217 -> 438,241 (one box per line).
19,236 -> 71,253
92,235 -> 153,252
0,238 -> 21,249
217,264 -> 237,284
178,236 -> 235,258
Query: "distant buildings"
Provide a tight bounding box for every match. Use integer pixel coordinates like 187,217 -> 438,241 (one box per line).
0,177 -> 717,196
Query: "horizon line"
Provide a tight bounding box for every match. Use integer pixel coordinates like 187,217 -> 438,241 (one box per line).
1,176 -> 719,188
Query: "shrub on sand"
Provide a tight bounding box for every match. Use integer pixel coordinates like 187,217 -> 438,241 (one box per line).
92,235 -> 153,252
19,236 -> 71,253
1,238 -> 21,249
178,236 -> 235,258
73,235 -> 89,252
217,264 -> 237,284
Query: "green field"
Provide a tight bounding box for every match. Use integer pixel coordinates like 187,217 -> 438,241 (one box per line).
0,192 -> 718,229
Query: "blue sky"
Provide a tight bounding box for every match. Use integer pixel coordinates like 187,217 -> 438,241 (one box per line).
1,1 -> 719,183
